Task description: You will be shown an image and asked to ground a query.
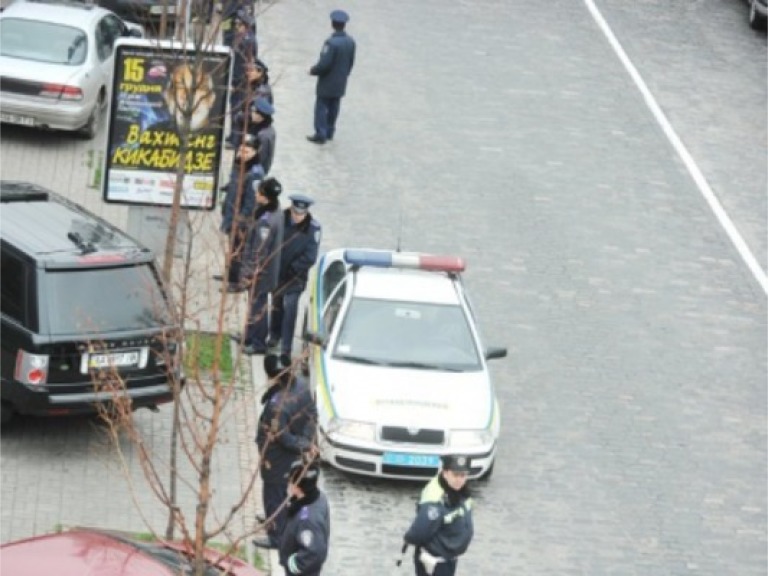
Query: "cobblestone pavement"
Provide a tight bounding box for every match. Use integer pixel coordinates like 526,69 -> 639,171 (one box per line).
1,0 -> 766,574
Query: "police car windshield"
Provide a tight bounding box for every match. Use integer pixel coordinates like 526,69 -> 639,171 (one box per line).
333,298 -> 482,371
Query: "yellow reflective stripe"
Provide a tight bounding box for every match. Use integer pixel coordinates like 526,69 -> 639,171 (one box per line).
419,476 -> 443,504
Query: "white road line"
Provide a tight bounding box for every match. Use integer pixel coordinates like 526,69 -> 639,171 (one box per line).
584,0 -> 768,296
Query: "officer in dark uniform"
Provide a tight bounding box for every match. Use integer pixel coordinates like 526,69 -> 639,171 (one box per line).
279,459 -> 331,576
253,354 -> 318,550
403,455 -> 474,576
227,10 -> 258,146
220,134 -> 264,293
306,9 -> 356,144
270,194 -> 321,358
241,178 -> 284,352
219,0 -> 249,47
247,97 -> 276,175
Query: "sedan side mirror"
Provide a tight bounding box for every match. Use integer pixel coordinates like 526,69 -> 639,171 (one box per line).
303,330 -> 327,349
484,346 -> 507,360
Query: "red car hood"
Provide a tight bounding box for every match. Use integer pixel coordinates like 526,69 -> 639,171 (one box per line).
0,529 -> 265,576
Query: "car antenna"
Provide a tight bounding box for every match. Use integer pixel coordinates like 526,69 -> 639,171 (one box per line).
395,203 -> 403,253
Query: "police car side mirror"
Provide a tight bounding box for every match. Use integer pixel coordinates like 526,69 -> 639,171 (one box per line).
484,346 -> 507,361
303,330 -> 327,349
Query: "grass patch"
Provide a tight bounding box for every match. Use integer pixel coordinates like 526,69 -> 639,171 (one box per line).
185,331 -> 234,381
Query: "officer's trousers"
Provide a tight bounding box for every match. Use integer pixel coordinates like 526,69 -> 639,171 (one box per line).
313,96 -> 341,141
414,554 -> 457,576
245,291 -> 270,349
262,480 -> 287,545
270,291 -> 300,357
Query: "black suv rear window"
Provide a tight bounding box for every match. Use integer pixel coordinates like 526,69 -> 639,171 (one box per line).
45,263 -> 171,334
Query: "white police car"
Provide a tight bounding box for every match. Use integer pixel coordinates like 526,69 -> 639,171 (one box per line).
301,248 -> 507,481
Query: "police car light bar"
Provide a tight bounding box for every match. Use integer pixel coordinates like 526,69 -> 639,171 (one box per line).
343,250 -> 465,273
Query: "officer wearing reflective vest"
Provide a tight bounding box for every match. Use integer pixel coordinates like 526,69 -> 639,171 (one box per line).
279,459 -> 331,576
403,455 -> 474,576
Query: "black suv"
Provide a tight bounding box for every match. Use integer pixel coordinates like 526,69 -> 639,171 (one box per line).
0,181 -> 182,425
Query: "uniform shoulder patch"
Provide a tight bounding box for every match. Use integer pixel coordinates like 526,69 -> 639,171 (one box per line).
322,44 -> 329,54
426,506 -> 440,521
259,226 -> 270,241
299,529 -> 313,548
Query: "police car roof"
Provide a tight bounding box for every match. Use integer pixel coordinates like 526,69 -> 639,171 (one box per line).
352,267 -> 462,305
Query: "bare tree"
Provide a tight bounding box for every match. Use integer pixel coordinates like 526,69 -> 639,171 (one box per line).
88,2 -> 319,574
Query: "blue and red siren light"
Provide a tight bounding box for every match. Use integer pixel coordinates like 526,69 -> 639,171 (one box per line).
343,250 -> 465,273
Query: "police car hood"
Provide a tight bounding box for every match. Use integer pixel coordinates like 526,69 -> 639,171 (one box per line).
327,361 -> 493,429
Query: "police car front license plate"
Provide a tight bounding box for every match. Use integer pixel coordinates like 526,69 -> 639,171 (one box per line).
382,452 -> 441,468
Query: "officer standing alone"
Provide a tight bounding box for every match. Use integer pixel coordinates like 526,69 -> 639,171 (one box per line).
270,194 -> 321,359
403,455 -> 475,576
306,9 -> 356,144
279,459 -> 331,576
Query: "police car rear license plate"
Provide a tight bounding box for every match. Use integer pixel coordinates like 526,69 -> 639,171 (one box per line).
88,351 -> 140,369
382,452 -> 441,467
0,113 -> 34,127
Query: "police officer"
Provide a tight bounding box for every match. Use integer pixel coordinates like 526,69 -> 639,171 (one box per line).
253,354 -> 318,550
241,178 -> 284,352
403,455 -> 474,576
219,0 -> 250,47
220,134 -> 264,292
247,97 -> 276,175
279,459 -> 331,576
306,9 -> 356,144
227,9 -> 257,146
270,194 -> 321,358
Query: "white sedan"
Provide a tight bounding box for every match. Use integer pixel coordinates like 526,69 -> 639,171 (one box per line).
301,248 -> 507,481
0,1 -> 142,139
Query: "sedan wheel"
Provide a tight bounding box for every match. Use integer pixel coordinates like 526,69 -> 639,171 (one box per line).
750,0 -> 767,30
78,92 -> 104,139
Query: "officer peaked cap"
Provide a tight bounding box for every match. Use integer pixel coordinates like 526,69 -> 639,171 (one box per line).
441,454 -> 471,473
330,9 -> 349,23
289,193 -> 314,213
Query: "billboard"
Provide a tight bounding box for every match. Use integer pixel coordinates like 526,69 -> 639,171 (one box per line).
103,39 -> 231,210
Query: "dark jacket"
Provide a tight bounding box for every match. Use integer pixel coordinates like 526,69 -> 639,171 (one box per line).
232,31 -> 257,87
310,30 -> 356,98
278,210 -> 321,295
249,119 -> 275,175
242,202 -> 283,293
279,488 -> 331,576
220,155 -> 262,234
404,475 -> 474,560
255,373 -> 317,483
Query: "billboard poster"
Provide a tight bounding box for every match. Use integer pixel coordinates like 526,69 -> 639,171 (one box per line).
103,39 -> 231,210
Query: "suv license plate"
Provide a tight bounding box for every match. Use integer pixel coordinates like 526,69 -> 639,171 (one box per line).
0,112 -> 34,127
382,452 -> 441,468
88,351 -> 140,369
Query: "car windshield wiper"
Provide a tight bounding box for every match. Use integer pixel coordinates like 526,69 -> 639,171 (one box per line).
337,355 -> 388,366
386,361 -> 462,372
